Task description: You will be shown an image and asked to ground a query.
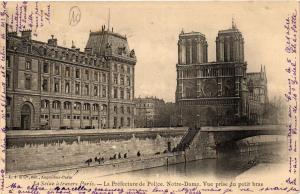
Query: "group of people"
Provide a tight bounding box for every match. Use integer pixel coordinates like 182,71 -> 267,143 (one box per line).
85,156 -> 104,166
84,151 -> 143,166
109,152 -> 128,160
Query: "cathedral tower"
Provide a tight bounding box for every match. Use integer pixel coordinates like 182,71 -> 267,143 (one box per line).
178,31 -> 208,65
216,19 -> 244,62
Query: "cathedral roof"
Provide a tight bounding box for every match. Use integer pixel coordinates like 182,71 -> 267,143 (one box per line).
246,72 -> 267,87
179,31 -> 206,39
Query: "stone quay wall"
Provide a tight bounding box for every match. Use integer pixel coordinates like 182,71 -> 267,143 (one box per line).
6,128 -> 188,173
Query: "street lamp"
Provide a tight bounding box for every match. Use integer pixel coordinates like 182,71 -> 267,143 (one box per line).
196,114 -> 200,129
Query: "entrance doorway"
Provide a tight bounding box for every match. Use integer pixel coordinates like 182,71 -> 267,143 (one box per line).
21,104 -> 31,130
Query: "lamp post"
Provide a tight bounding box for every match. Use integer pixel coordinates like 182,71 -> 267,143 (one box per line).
196,114 -> 200,129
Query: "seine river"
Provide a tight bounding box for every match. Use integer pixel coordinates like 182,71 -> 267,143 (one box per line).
119,142 -> 286,179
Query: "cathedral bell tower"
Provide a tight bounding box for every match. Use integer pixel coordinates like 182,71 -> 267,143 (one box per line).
216,19 -> 244,62
178,31 -> 208,65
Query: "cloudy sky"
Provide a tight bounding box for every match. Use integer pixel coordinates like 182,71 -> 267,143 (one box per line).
7,1 -> 298,102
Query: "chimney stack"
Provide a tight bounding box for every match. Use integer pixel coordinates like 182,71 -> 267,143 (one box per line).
47,35 -> 57,46
21,29 -> 32,40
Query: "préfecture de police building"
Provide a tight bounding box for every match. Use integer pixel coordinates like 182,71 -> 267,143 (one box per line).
6,25 -> 136,130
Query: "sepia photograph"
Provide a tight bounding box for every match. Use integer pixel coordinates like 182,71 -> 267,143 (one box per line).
1,1 -> 299,194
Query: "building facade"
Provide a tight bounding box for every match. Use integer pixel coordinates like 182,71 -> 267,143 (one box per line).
134,97 -> 165,128
6,25 -> 136,130
247,66 -> 268,124
175,22 -> 268,127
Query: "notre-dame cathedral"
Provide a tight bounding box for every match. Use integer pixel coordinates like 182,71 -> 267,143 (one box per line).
175,21 -> 268,127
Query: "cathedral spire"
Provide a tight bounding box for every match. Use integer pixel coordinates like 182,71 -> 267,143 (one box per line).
107,8 -> 111,32
232,17 -> 236,29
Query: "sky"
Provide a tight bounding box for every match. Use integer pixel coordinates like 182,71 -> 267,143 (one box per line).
6,1 -> 298,102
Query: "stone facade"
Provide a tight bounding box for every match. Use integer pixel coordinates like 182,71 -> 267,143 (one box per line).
176,22 -> 268,127
6,128 -> 186,172
134,97 -> 165,128
246,66 -> 268,124
6,25 -> 136,130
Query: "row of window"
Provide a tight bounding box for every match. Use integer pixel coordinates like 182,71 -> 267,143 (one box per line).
113,63 -> 132,74
40,114 -> 103,120
41,100 -> 108,112
113,117 -> 131,128
178,67 -> 245,78
43,63 -> 108,83
32,46 -> 106,67
42,79 -> 108,97
113,73 -> 131,86
135,103 -> 154,108
113,105 -> 132,114
112,87 -> 131,100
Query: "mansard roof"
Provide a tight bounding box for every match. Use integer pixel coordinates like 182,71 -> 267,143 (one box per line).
85,28 -> 136,64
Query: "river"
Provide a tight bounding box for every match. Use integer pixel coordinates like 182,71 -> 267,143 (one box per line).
116,141 -> 286,179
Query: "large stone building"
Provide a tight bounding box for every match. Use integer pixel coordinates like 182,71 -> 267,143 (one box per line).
175,21 -> 268,127
6,25 -> 136,130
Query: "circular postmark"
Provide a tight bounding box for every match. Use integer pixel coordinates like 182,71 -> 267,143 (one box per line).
69,6 -> 81,26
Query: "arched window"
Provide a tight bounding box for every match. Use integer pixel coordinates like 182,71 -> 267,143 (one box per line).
83,103 -> 90,111
74,102 -> 81,110
65,82 -> 70,93
52,101 -> 61,109
41,100 -> 49,109
101,104 -> 107,113
64,101 -> 71,110
92,104 -> 99,111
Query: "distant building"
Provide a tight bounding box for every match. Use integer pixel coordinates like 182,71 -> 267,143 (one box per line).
134,97 -> 165,128
6,25 -> 136,130
247,66 -> 268,124
175,21 -> 268,127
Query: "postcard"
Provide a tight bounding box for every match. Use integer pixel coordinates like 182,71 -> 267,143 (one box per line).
0,1 -> 299,194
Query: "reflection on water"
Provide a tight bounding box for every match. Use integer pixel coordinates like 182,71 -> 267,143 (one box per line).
122,142 -> 286,179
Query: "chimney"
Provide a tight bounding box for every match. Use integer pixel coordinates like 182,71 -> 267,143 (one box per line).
48,35 -> 57,46
71,40 -> 76,49
21,29 -> 32,40
8,31 -> 17,37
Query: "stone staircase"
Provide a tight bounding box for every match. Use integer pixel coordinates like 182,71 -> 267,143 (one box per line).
173,128 -> 200,152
